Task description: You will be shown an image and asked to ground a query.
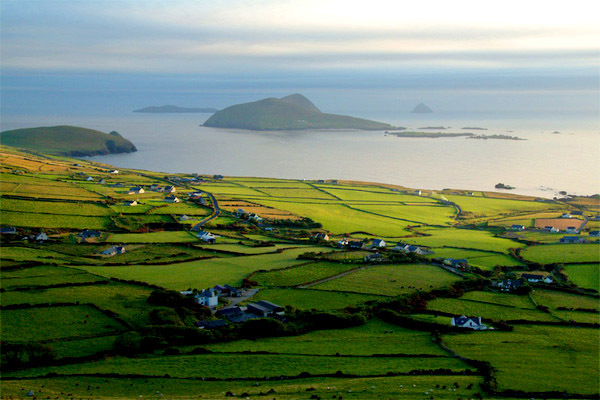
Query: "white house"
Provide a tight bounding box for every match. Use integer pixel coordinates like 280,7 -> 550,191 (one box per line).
565,226 -> 578,233
101,245 -> 126,256
197,231 -> 216,243
414,190 -> 422,196
195,289 -> 218,307
36,232 -> 48,242
164,186 -> 176,193
561,213 -> 572,219
164,195 -> 180,203
371,239 -> 386,248
128,187 -> 145,195
510,224 -> 526,231
313,233 -> 329,241
544,226 -> 560,233
124,200 -> 138,206
180,215 -> 191,221
451,316 -> 487,330
85,176 -> 94,181
110,170 -> 119,174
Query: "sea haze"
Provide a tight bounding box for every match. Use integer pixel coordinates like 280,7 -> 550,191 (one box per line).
2,106 -> 598,198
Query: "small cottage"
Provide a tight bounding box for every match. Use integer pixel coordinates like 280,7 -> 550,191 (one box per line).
195,289 -> 218,307
451,315 -> 487,330
128,187 -> 145,195
164,195 -> 180,203
371,239 -> 386,248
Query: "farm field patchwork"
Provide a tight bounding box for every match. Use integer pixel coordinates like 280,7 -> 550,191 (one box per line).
562,263 -> 600,291
520,243 -> 600,264
253,261 -> 361,287
313,264 -> 460,296
402,227 -> 523,253
248,288 -> 384,310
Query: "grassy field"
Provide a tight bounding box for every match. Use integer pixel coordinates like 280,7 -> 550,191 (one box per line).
253,261 -> 360,287
0,375 -> 484,399
79,246 -> 329,290
426,297 -> 558,322
443,326 -> 599,394
1,210 -> 112,229
402,227 -> 523,253
563,263 -> 600,291
248,288 -> 384,310
1,305 -> 126,342
0,197 -> 113,216
530,289 -> 599,311
1,266 -> 106,289
425,248 -> 524,270
520,243 -> 600,264
313,264 -> 461,296
106,231 -> 198,243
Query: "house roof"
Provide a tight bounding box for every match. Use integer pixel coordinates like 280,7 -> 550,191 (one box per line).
255,300 -> 284,311
215,307 -> 242,317
522,273 -> 544,280
452,315 -> 482,326
195,320 -> 228,329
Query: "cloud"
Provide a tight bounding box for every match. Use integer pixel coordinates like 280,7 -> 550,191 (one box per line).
1,0 -> 598,74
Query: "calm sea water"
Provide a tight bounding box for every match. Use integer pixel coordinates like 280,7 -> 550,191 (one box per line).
2,111 -> 599,198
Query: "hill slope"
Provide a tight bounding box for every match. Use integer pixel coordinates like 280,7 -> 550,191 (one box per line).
134,105 -> 218,113
0,125 -> 137,157
203,94 -> 393,131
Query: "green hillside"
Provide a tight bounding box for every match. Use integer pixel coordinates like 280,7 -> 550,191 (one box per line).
0,125 -> 137,157
203,94 -> 394,130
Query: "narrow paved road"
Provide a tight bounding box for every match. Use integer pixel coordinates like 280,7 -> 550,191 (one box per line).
192,191 -> 220,230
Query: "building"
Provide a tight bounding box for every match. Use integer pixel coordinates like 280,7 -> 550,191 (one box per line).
337,238 -> 348,248
164,195 -> 180,203
179,215 -> 191,221
348,241 -> 364,250
195,320 -> 228,329
78,230 -> 101,239
560,236 -> 585,244
128,187 -> 145,195
101,245 -> 125,256
371,239 -> 386,248
561,213 -> 572,219
164,186 -> 176,193
414,190 -> 422,196
85,176 -> 94,181
493,279 -> 523,292
510,225 -> 526,231
0,227 -> 17,234
197,231 -> 216,243
589,231 -> 600,237
364,253 -> 384,262
521,273 -> 544,283
544,226 -> 560,233
123,200 -> 138,206
313,233 -> 329,241
565,226 -> 578,233
195,289 -> 218,307
246,300 -> 285,317
444,258 -> 468,268
451,316 -> 487,330
36,232 -> 48,242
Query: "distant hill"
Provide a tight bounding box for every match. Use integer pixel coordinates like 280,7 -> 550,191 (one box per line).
411,103 -> 434,113
203,94 -> 394,131
134,105 -> 218,113
0,125 -> 137,157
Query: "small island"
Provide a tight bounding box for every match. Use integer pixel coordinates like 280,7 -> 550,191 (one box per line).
461,127 -> 487,130
0,125 -> 137,157
410,103 -> 433,113
495,183 -> 515,190
134,105 -> 218,113
203,94 -> 397,131
467,134 -> 526,141
388,131 -> 474,138
417,126 -> 448,130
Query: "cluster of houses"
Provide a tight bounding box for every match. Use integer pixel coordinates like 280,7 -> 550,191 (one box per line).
149,184 -> 176,194
393,243 -> 432,255
233,208 -> 263,222
492,273 -> 553,291
181,285 -> 244,307
196,300 -> 285,328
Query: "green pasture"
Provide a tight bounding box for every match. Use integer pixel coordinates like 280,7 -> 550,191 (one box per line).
520,243 -> 600,264
248,288 -> 384,310
530,289 -> 599,311
1,210 -> 111,230
426,248 -> 524,269
79,246 -> 329,290
254,199 -> 413,236
94,244 -> 217,264
201,243 -> 296,254
426,297 -> 558,322
443,326 -> 599,394
253,261 -> 360,287
562,263 -> 600,291
9,182 -> 102,200
445,194 -> 561,219
313,264 -> 461,296
1,281 -> 156,327
48,335 -> 119,359
403,227 -> 523,253
0,198 -> 113,216
5,352 -> 469,380
258,186 -> 338,200
1,305 -> 126,342
460,291 -> 536,309
350,204 -> 455,226
0,375 -> 484,400
205,319 -> 447,356
109,203 -> 155,214
146,201 -> 211,216
106,231 -> 197,243
0,246 -> 99,265
1,266 -> 105,290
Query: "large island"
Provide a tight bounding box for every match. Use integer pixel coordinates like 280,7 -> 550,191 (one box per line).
203,94 -> 395,131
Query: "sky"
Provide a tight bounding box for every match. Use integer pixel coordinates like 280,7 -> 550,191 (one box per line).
1,0 -> 599,117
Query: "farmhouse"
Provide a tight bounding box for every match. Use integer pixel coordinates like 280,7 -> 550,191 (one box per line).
98,179 -> 106,184
589,231 -> 600,237
197,231 -> 216,243
101,245 -> 125,256
493,279 -> 523,292
164,185 -> 176,193
215,306 -> 243,320
246,300 -> 285,317
565,226 -> 578,233
164,195 -> 180,203
213,174 -> 224,180
521,273 -> 544,283
337,238 -> 349,248
348,241 -> 364,250
571,211 -> 583,216
128,187 -> 144,195
36,232 -> 48,242
195,289 -> 218,307
544,226 -> 560,233
414,190 -> 422,195
123,200 -> 138,206
560,236 -> 585,244
110,170 -> 119,174
248,213 -> 263,222
510,224 -> 526,231
451,316 -> 487,330
561,213 -> 572,218
78,230 -> 101,239
444,258 -> 469,268
371,239 -> 386,248
214,284 -> 242,297
313,233 -> 329,241
0,227 -> 17,234
179,214 -> 191,221
364,252 -> 384,262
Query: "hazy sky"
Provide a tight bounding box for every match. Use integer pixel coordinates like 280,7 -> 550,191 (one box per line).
1,0 -> 598,116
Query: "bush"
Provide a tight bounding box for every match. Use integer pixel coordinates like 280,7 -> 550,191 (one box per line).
241,318 -> 285,339
1,342 -> 56,369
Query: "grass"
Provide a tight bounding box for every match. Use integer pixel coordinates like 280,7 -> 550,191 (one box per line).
253,261 -> 360,287
79,246 -> 329,290
0,246 -> 100,265
425,248 -> 524,270
313,264 -> 461,296
4,352 -> 468,380
1,266 -> 106,290
403,227 -> 524,253
443,326 -> 599,394
205,318 -> 447,356
106,231 -> 197,243
1,305 -> 126,342
562,263 -> 600,291
520,243 -> 600,264
444,194 -> 561,219
248,288 -> 384,310
351,204 -> 455,226
426,297 -> 558,322
0,375 -> 484,399
0,197 -> 113,216
1,210 -> 112,229
530,289 -> 599,311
